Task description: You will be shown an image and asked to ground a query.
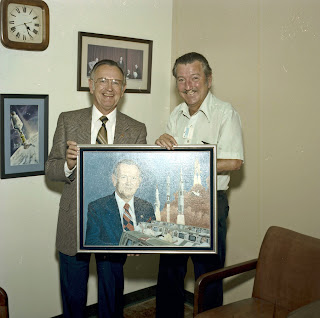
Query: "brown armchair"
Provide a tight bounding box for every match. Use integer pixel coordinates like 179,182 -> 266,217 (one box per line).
0,287 -> 8,318
194,226 -> 320,318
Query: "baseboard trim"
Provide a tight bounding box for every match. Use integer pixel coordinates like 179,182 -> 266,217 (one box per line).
123,285 -> 194,307
124,285 -> 157,307
52,285 -> 193,317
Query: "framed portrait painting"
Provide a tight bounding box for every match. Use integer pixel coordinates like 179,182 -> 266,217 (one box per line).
0,94 -> 48,179
77,32 -> 153,93
77,145 -> 217,254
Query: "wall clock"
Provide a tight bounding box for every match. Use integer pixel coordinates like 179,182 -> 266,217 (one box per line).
0,0 -> 49,51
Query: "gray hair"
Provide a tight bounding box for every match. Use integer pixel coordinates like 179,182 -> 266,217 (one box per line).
172,52 -> 212,80
112,159 -> 141,177
90,59 -> 126,87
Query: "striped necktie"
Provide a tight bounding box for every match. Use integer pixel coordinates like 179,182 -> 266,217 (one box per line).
96,116 -> 108,144
123,203 -> 134,231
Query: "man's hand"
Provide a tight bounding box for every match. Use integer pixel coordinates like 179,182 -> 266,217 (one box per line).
66,140 -> 79,170
155,134 -> 178,150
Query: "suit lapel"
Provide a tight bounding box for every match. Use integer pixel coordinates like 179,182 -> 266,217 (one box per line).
77,107 -> 92,144
106,193 -> 123,229
114,111 -> 129,144
134,197 -> 148,223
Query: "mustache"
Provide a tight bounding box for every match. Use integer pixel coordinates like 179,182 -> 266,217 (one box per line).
183,89 -> 197,94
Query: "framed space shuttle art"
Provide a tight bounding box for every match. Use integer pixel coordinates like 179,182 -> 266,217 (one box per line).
77,145 -> 217,254
0,94 -> 48,179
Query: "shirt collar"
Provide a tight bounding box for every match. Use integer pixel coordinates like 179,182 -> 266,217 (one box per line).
115,192 -> 134,210
180,92 -> 212,122
92,105 -> 117,125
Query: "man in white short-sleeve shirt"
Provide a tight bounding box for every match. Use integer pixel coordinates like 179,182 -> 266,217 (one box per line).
155,52 -> 244,318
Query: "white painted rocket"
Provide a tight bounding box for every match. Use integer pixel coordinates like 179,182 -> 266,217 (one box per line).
177,169 -> 185,225
155,185 -> 161,221
166,175 -> 170,223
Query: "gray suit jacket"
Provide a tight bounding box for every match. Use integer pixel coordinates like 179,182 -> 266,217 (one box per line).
45,107 -> 147,256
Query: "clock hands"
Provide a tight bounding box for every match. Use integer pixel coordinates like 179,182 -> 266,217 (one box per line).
24,23 -> 33,37
12,20 -> 33,28
10,21 -> 37,39
24,23 -> 33,31
12,21 -> 29,27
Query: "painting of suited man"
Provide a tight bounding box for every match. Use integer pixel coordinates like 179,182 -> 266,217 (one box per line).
79,148 -> 215,253
85,159 -> 155,246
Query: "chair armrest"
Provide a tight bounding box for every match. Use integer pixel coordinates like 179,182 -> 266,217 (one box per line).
0,287 -> 8,318
194,258 -> 258,315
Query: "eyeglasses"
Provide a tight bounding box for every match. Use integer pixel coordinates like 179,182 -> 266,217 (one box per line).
93,77 -> 123,88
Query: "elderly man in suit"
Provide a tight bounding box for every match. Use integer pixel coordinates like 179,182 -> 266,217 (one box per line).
86,159 -> 155,246
45,59 -> 148,318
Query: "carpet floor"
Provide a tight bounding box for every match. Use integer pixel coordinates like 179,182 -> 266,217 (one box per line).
123,298 -> 193,318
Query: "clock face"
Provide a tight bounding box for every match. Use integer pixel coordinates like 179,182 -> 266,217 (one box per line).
7,3 -> 43,44
0,0 -> 49,51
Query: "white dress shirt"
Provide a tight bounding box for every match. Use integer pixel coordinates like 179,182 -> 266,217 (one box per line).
115,192 -> 137,229
64,105 -> 117,176
166,92 -> 244,190
91,105 -> 116,144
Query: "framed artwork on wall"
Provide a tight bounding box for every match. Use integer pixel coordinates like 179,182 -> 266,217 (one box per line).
77,32 -> 153,93
77,145 -> 217,254
0,94 -> 48,179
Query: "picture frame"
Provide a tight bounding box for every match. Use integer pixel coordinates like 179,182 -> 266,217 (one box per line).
77,145 -> 217,254
77,32 -> 153,93
0,94 -> 48,179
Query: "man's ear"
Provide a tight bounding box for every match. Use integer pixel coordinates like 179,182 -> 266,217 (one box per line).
88,79 -> 94,94
121,84 -> 127,97
207,75 -> 213,89
112,174 -> 117,187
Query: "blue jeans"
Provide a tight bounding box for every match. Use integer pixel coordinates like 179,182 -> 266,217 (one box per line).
156,191 -> 229,318
59,252 -> 127,318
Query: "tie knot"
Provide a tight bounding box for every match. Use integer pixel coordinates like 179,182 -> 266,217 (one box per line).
124,203 -> 130,211
100,116 -> 108,124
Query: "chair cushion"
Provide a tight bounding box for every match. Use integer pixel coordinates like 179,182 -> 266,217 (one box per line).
195,297 -> 290,318
287,300 -> 320,318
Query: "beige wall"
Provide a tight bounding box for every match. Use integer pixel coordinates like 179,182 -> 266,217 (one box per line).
172,0 -> 320,303
0,1 -> 172,317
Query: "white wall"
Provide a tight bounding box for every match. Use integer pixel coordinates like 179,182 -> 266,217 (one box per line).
0,1 -> 173,317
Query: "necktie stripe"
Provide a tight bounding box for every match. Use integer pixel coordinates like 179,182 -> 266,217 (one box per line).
123,203 -> 134,231
96,116 -> 108,144
123,210 -> 132,221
